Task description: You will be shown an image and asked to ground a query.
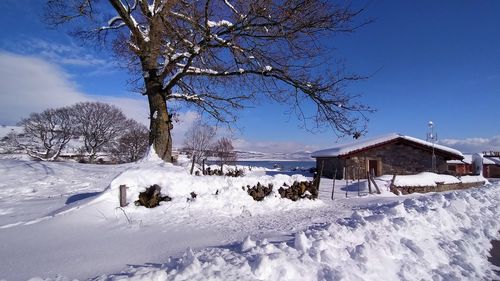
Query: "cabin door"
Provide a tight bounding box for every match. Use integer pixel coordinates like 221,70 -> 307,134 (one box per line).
368,160 -> 379,176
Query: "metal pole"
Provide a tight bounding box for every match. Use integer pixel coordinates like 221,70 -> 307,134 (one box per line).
344,167 -> 348,198
331,169 -> 337,200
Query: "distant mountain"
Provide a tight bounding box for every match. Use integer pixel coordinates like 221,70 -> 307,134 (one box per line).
234,150 -> 313,161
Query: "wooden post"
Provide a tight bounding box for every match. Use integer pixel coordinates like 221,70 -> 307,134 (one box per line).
119,185 -> 128,207
390,175 -> 397,193
315,160 -> 325,191
357,168 -> 361,197
346,166 -> 349,186
369,176 -> 381,194
331,169 -> 337,200
202,158 -> 206,175
344,165 -> 349,198
367,171 -> 372,194
190,155 -> 196,175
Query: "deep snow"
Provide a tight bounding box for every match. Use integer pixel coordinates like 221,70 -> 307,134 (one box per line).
97,186 -> 499,281
0,157 -> 498,281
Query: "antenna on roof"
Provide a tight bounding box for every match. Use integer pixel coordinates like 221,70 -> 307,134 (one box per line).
426,121 -> 438,172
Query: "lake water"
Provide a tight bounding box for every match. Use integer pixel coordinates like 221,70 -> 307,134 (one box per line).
207,160 -> 316,176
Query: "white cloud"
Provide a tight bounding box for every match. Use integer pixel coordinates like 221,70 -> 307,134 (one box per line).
0,51 -> 202,148
0,52 -> 88,124
439,136 -> 500,154
171,111 -> 199,142
4,38 -> 110,68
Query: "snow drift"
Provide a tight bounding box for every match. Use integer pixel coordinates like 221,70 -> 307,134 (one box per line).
98,184 -> 500,281
385,172 -> 487,187
97,152 -> 323,220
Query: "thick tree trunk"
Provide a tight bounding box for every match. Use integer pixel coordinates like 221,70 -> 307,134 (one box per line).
146,76 -> 173,162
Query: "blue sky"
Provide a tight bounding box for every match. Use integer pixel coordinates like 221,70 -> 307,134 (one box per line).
0,0 -> 499,153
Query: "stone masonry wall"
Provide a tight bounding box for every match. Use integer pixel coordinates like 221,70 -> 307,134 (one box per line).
393,181 -> 485,195
316,141 -> 454,179
344,142 -> 448,179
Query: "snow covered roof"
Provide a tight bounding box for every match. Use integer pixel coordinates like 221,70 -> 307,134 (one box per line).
447,154 -> 499,165
311,133 -> 463,159
448,154 -> 472,164
484,157 -> 499,165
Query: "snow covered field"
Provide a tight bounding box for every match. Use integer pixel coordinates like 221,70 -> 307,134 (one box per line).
0,156 -> 498,280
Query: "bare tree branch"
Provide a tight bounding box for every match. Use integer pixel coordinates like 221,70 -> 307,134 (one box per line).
46,0 -> 373,161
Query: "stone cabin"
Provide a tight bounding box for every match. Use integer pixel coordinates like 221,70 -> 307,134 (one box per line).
448,153 -> 500,178
447,156 -> 473,176
311,133 -> 463,179
482,156 -> 500,178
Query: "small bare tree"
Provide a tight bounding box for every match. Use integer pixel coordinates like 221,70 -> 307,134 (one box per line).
213,137 -> 236,171
183,120 -> 216,174
111,119 -> 149,163
46,0 -> 373,163
0,131 -> 23,154
18,107 -> 74,161
71,102 -> 128,163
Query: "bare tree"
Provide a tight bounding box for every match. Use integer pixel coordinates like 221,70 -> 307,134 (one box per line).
111,119 -> 149,163
18,107 -> 75,161
0,131 -> 23,154
213,137 -> 236,171
183,120 -> 216,174
71,102 -> 128,163
46,0 -> 372,163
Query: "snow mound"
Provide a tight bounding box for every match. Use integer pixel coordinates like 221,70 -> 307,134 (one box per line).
138,145 -> 166,164
98,184 -> 500,281
99,156 -> 323,219
385,172 -> 488,187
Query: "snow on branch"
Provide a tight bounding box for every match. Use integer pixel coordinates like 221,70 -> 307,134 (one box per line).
165,93 -> 203,102
207,20 -> 234,28
108,0 -> 149,43
223,0 -> 243,18
99,16 -> 126,31
169,11 -> 195,23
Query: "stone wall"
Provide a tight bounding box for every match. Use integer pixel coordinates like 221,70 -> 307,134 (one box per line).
393,181 -> 485,195
486,165 -> 500,178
